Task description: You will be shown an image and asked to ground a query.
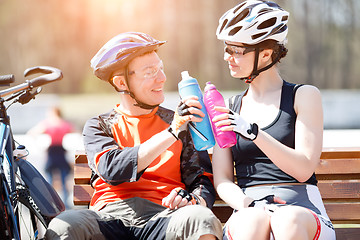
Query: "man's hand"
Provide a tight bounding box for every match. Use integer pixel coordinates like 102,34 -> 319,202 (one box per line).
168,96 -> 204,140
162,187 -> 200,210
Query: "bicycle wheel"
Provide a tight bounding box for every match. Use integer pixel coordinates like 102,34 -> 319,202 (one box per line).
1,171 -> 19,239
16,184 -> 48,240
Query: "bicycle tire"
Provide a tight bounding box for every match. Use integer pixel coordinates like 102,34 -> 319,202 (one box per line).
16,184 -> 48,240
0,182 -> 48,240
0,174 -> 17,240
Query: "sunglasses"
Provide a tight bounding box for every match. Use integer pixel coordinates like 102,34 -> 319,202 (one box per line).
224,44 -> 256,57
128,60 -> 164,80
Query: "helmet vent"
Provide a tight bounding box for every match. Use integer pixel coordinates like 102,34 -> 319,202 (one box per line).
282,15 -> 288,21
258,17 -> 276,29
219,19 -> 228,33
271,24 -> 287,34
233,2 -> 246,14
228,8 -> 249,28
252,32 -> 267,40
258,8 -> 272,15
229,26 -> 243,36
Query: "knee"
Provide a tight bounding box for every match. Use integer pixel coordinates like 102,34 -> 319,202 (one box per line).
229,208 -> 269,227
179,205 -> 220,226
271,206 -> 303,227
45,209 -> 103,240
271,206 -> 314,234
227,209 -> 270,239
47,210 -> 79,235
167,205 -> 222,239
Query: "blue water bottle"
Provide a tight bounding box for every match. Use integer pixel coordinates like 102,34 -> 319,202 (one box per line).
178,71 -> 215,151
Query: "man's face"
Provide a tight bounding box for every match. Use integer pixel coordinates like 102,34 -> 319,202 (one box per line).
127,52 -> 166,106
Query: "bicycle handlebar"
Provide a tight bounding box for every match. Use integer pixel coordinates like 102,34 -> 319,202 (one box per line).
24,66 -> 63,88
0,66 -> 63,98
0,74 -> 15,85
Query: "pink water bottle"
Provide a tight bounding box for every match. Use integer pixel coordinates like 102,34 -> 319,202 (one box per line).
204,82 -> 237,148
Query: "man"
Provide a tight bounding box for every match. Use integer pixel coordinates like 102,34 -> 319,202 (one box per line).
45,32 -> 222,240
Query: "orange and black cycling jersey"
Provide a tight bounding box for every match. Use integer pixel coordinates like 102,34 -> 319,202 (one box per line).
83,105 -> 215,211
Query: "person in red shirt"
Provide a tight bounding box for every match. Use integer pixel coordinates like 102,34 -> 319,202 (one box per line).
45,32 -> 222,240
28,106 -> 73,207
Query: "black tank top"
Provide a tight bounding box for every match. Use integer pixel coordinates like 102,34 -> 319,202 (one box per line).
229,80 -> 318,188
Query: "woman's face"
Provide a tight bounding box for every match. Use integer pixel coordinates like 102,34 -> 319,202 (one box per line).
223,41 -> 256,79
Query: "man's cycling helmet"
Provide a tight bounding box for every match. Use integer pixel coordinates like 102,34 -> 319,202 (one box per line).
216,0 -> 289,44
91,32 -> 166,82
90,32 -> 166,109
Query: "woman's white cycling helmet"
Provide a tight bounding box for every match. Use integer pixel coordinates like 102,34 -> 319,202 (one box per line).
216,0 -> 289,45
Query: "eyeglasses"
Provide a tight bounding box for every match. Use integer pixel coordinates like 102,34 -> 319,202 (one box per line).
224,44 -> 256,58
128,60 -> 164,80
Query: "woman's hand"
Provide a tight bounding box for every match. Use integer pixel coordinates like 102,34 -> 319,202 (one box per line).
248,195 -> 287,215
213,106 -> 258,140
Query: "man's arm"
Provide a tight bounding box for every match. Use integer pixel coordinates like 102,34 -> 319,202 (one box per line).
180,133 -> 216,208
83,114 -> 142,185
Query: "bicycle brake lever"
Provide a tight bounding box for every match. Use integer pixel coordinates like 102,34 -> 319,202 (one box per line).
18,87 -> 42,105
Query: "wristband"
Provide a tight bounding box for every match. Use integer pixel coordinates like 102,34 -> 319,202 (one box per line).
248,123 -> 259,141
167,126 -> 179,140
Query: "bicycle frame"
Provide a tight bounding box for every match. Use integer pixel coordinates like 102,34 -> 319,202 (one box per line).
0,100 -> 21,239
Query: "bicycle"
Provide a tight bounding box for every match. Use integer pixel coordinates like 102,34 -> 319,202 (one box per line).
0,66 -> 65,240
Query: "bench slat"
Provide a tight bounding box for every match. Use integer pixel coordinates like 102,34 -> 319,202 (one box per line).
317,158 -> 360,175
317,180 -> 360,199
325,202 -> 360,223
75,150 -> 87,164
321,147 -> 360,159
73,185 -> 92,205
74,163 -> 92,184
335,228 -> 360,240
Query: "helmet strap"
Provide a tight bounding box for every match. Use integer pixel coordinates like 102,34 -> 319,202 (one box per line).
240,47 -> 260,83
240,46 -> 284,84
123,67 -> 160,110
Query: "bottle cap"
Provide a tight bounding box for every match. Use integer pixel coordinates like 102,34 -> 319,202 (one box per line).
204,81 -> 216,91
181,71 -> 191,81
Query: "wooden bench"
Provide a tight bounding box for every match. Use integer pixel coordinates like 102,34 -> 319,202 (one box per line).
73,147 -> 360,240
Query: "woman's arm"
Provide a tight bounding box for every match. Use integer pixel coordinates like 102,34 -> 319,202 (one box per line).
212,144 -> 253,210
253,85 -> 323,182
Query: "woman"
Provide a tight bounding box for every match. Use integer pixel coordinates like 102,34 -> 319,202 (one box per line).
211,1 -> 335,239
